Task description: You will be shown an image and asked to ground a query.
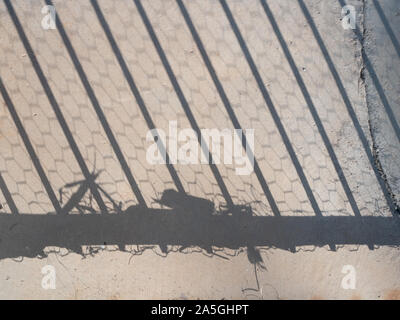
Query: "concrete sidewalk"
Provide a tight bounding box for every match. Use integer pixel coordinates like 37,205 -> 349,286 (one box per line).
0,0 -> 399,299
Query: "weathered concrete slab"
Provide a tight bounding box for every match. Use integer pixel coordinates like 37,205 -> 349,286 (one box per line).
0,0 -> 399,299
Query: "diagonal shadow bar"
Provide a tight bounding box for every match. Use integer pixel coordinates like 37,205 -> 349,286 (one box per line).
4,0 -> 108,214
260,0 -> 362,217
44,0 -> 146,206
0,78 -> 61,214
134,0 -> 236,210
0,170 -> 19,214
0,211 -> 399,260
220,0 -> 322,217
90,0 -> 185,194
297,0 -> 397,215
176,0 -> 281,216
372,0 -> 400,59
338,0 -> 400,143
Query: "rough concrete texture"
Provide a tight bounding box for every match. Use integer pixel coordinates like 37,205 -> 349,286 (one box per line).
364,0 -> 400,206
0,0 -> 399,299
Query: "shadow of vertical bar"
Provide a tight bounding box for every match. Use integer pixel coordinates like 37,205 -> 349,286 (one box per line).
0,78 -> 61,213
220,0 -> 322,217
0,172 -> 19,214
1,213 -> 399,260
260,0 -> 361,217
338,0 -> 400,143
297,0 -> 397,215
134,0 -> 236,209
5,0 -> 108,214
90,0 -> 185,194
176,0 -> 281,216
45,0 -> 146,207
372,0 -> 400,58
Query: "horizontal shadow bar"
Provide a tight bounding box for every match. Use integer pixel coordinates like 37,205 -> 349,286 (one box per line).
0,211 -> 399,259
297,0 -> 397,215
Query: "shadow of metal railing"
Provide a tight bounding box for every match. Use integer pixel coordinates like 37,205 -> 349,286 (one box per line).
0,209 -> 399,260
0,0 -> 399,263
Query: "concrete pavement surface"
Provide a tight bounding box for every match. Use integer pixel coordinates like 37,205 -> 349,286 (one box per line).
0,0 -> 399,299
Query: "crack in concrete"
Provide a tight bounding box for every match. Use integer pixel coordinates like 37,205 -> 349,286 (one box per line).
360,0 -> 399,214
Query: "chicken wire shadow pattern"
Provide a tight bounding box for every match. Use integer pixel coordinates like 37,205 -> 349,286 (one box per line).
0,0 -> 399,261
